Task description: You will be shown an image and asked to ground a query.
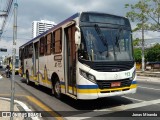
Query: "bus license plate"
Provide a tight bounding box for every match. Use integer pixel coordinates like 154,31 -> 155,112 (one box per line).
111,82 -> 121,87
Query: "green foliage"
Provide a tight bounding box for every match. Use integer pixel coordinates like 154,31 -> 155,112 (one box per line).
146,0 -> 160,31
134,44 -> 160,62
146,44 -> 160,61
134,48 -> 142,62
125,0 -> 160,31
133,38 -> 141,46
125,0 -> 149,31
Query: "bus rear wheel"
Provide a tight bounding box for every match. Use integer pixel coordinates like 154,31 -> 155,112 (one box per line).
53,78 -> 61,99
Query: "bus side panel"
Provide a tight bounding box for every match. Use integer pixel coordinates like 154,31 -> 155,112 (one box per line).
24,59 -> 32,78
45,54 -> 53,88
38,56 -> 46,86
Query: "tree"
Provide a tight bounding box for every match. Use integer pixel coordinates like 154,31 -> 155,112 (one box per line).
134,47 -> 148,62
146,44 -> 160,61
133,38 -> 141,46
125,0 -> 149,72
134,48 -> 142,62
147,0 -> 160,31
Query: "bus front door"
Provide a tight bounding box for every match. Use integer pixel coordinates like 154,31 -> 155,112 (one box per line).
64,24 -> 76,96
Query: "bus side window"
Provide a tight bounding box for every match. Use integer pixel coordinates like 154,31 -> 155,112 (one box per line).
19,49 -> 22,60
46,33 -> 52,55
40,37 -> 45,56
55,28 -> 62,54
28,43 -> 33,58
24,46 -> 28,59
52,32 -> 55,54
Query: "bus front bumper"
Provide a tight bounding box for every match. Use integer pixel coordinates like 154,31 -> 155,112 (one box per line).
77,84 -> 137,100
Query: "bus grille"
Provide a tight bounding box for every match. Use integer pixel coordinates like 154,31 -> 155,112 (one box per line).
96,79 -> 132,89
94,61 -> 134,72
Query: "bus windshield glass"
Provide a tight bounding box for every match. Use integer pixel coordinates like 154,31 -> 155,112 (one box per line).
15,59 -> 19,68
79,26 -> 133,61
80,13 -> 130,26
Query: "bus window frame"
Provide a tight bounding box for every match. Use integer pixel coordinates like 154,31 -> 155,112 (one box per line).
24,45 -> 29,59
28,43 -> 33,58
45,33 -> 52,55
40,36 -> 45,56
54,28 -> 62,54
19,48 -> 22,60
52,32 -> 55,54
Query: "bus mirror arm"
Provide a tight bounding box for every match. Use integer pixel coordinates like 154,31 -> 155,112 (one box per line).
75,25 -> 81,51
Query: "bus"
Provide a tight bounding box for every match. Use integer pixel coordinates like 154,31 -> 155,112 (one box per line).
4,55 -> 19,74
19,12 -> 137,100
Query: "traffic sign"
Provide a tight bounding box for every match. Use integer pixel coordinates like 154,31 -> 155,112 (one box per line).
0,48 -> 7,52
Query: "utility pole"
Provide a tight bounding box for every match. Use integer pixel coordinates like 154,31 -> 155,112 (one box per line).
141,21 -> 145,72
10,0 -> 18,120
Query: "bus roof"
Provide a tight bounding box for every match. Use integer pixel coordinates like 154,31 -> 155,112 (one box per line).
19,12 -> 80,48
19,11 -> 129,48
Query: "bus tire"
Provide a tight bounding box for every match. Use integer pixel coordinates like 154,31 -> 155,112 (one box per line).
53,78 -> 61,99
26,72 -> 30,85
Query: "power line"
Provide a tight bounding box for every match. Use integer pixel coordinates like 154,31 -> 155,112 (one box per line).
1,8 -> 14,35
0,0 -> 13,38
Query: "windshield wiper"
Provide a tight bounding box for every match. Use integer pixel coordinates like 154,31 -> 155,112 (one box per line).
115,27 -> 123,52
94,24 -> 108,56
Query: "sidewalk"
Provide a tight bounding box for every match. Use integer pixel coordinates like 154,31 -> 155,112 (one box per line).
0,97 -> 41,120
136,70 -> 160,78
0,75 -> 41,120
0,97 -> 24,120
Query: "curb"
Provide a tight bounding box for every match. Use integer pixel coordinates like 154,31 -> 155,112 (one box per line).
137,76 -> 160,83
137,73 -> 160,78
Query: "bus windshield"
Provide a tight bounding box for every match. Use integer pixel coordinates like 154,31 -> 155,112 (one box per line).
15,59 -> 19,68
79,26 -> 133,61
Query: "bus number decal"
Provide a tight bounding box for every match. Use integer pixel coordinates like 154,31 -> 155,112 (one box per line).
125,72 -> 130,77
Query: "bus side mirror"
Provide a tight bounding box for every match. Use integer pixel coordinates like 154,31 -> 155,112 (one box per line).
75,26 -> 81,45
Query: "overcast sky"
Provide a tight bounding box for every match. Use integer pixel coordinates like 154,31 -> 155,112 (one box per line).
0,0 -> 159,56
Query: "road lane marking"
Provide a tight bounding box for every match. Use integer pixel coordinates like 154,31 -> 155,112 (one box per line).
122,96 -> 144,102
0,94 -> 63,120
26,96 -> 63,120
109,98 -> 160,111
0,97 -> 40,120
66,99 -> 160,120
0,94 -> 27,97
138,86 -> 160,91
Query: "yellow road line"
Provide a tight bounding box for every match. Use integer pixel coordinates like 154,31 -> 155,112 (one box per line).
26,96 -> 63,120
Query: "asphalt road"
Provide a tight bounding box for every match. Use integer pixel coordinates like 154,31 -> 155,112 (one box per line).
0,71 -> 160,120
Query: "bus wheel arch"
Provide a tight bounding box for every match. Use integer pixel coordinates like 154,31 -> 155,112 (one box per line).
51,73 -> 61,99
26,70 -> 30,85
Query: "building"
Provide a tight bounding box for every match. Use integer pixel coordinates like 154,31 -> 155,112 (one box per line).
32,20 -> 56,38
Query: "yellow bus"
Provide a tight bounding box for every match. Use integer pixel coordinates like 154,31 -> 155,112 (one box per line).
4,56 -> 19,75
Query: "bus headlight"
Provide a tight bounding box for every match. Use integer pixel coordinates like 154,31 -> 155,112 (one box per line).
79,69 -> 96,83
130,70 -> 136,81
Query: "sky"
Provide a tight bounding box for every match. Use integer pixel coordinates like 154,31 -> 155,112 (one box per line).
0,0 -> 159,57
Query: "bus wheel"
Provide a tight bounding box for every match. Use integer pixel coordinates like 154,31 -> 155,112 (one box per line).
26,72 -> 30,85
53,78 -> 61,99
